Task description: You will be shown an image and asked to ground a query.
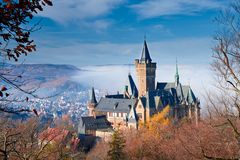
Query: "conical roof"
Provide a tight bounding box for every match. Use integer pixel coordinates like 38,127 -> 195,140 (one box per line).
90,87 -> 97,104
140,40 -> 152,63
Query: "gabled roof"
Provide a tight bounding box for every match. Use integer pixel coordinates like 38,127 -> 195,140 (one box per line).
139,97 -> 147,108
176,83 -> 185,102
140,40 -> 152,63
90,87 -> 97,104
81,115 -> 111,130
156,82 -> 175,90
140,90 -> 175,110
156,82 -> 196,105
154,96 -> 162,110
96,98 -> 137,113
128,105 -> 138,123
182,85 -> 190,100
145,91 -> 157,109
186,87 -> 197,104
156,89 -> 175,106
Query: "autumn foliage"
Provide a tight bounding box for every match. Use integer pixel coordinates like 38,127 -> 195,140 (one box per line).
0,0 -> 52,114
145,105 -> 170,133
0,0 -> 52,61
88,105 -> 240,160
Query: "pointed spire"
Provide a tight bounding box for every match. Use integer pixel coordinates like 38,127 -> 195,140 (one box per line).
131,86 -> 138,99
175,59 -> 179,86
90,87 -> 97,104
140,39 -> 152,63
128,73 -> 138,98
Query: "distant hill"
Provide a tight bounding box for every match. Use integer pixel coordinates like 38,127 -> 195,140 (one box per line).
12,64 -> 80,80
1,63 -> 87,95
1,63 -> 90,120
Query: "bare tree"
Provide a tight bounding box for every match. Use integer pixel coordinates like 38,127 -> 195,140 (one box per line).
0,0 -> 52,114
212,0 -> 240,115
0,117 -> 82,160
169,1 -> 240,159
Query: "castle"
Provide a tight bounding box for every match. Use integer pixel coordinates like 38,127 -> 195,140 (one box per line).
78,40 -> 200,134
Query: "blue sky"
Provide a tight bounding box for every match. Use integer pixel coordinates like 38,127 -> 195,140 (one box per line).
20,0 -> 230,67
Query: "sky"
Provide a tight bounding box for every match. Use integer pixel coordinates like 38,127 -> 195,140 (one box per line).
22,0 -> 230,67
17,0 -> 232,101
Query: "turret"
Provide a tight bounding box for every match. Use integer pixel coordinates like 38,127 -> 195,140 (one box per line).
88,87 -> 97,117
140,40 -> 152,63
135,39 -> 156,96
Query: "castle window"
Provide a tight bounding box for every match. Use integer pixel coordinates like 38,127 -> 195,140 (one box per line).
121,112 -> 124,117
109,112 -> 113,117
137,113 -> 142,120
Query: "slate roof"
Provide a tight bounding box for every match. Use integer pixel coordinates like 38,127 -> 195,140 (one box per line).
145,91 -> 157,109
139,90 -> 175,110
176,83 -> 184,102
186,87 -> 197,104
156,82 -> 175,90
139,97 -> 147,108
140,40 -> 152,63
96,82 -> 197,116
81,115 -> 111,130
128,105 -> 138,123
128,74 -> 138,98
90,87 -> 97,104
156,82 -> 197,105
96,98 -> 137,113
158,89 -> 175,106
105,94 -> 124,99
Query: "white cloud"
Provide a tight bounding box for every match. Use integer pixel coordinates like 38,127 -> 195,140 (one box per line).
23,37 -> 217,107
71,64 -> 215,107
130,0 -> 225,19
84,19 -> 113,31
25,37 -> 214,67
39,0 -> 124,23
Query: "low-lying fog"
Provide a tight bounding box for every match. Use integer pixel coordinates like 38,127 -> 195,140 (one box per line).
72,64 -> 215,106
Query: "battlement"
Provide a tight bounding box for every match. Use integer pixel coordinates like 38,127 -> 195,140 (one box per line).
135,59 -> 156,68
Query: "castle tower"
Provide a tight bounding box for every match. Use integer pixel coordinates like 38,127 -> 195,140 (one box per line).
135,40 -> 156,96
88,87 -> 97,117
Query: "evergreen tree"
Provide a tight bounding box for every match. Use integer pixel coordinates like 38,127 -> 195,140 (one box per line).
107,129 -> 126,160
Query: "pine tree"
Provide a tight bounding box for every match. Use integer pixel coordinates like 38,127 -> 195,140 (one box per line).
107,129 -> 126,160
